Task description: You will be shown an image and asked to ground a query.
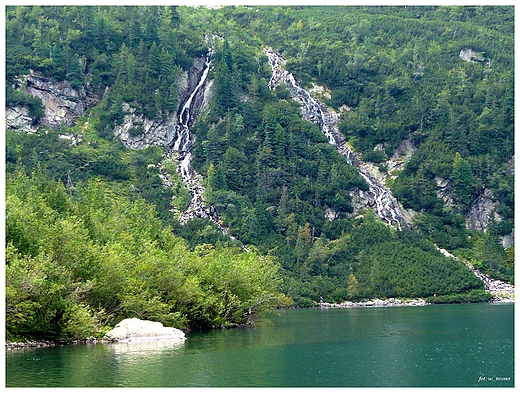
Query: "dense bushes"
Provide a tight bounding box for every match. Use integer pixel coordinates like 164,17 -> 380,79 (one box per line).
276,213 -> 485,306
5,6 -> 514,341
5,168 -> 289,341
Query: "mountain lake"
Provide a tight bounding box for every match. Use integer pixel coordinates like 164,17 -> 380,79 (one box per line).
5,302 -> 514,388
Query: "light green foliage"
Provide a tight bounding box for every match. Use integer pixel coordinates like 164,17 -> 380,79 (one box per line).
5,169 -> 288,340
4,6 -> 514,338
163,159 -> 191,213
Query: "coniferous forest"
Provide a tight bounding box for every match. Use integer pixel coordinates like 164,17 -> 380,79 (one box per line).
5,6 -> 514,341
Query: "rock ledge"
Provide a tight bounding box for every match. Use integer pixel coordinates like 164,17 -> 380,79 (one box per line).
102,318 -> 186,343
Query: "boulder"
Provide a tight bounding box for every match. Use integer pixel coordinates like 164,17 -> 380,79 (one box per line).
459,48 -> 485,63
6,105 -> 37,133
102,318 -> 186,343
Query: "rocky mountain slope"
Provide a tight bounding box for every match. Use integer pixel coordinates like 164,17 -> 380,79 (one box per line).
5,6 -> 513,309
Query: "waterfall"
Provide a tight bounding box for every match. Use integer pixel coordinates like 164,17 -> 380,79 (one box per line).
265,48 -> 412,230
165,50 -> 228,235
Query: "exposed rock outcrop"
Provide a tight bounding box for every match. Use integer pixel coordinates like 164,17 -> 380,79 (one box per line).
435,176 -> 455,211
385,137 -> 416,180
24,70 -> 95,128
113,103 -> 177,150
459,48 -> 485,63
113,58 -> 210,151
7,70 -> 96,132
112,52 -> 226,233
466,188 -> 500,232
102,318 -> 186,343
467,187 -> 514,248
5,105 -> 37,133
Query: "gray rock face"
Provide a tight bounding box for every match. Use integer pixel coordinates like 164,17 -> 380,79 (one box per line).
466,188 -> 499,232
102,318 -> 186,343
459,48 -> 485,63
386,138 -> 416,179
24,70 -> 95,128
113,103 -> 177,150
6,106 -> 36,133
435,176 -> 455,211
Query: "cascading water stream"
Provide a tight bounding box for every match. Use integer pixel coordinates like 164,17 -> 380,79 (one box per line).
163,50 -> 228,234
265,49 -> 513,295
265,48 -> 411,230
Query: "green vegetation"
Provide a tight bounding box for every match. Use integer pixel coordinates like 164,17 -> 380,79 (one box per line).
6,168 -> 289,340
278,212 -> 484,306
211,5 -> 514,284
5,6 -> 514,341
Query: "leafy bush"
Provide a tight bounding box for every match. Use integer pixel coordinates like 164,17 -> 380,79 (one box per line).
5,169 -> 289,340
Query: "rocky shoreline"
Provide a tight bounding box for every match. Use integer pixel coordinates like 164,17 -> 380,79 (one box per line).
320,298 -> 428,309
5,337 -> 97,350
471,268 -> 515,302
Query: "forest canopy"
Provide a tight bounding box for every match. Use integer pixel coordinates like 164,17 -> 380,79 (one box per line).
5,5 -> 514,341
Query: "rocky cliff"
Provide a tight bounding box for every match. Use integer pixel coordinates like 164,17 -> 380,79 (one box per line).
10,70 -> 96,130
6,105 -> 37,133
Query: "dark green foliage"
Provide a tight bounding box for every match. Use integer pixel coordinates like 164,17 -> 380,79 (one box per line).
451,153 -> 474,211
275,214 -> 484,306
223,5 -> 513,248
426,290 -> 493,304
5,6 -> 514,341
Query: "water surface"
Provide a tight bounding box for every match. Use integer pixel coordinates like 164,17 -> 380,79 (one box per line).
5,303 -> 514,387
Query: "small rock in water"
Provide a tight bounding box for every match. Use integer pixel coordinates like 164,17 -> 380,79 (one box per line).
102,318 -> 186,343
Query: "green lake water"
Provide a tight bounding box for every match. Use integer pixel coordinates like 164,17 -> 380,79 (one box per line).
5,302 -> 514,387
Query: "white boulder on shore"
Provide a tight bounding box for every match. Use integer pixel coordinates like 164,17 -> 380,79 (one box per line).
102,318 -> 186,343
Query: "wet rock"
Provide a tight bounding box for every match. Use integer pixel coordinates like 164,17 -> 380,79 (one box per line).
112,50 -> 225,234
502,228 -> 514,249
265,47 -> 412,230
